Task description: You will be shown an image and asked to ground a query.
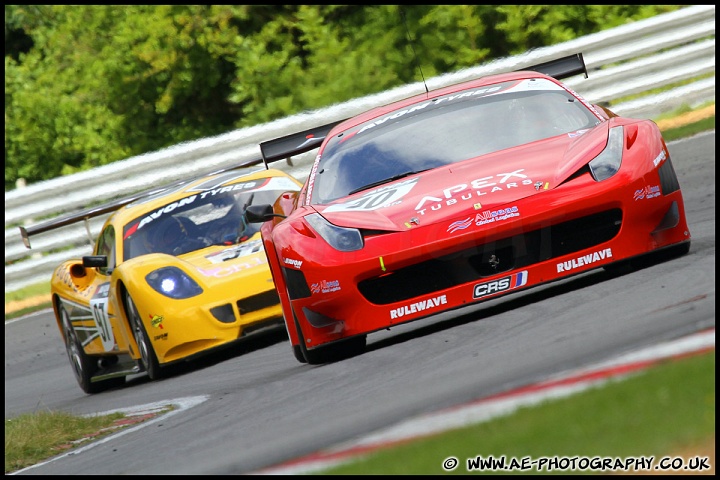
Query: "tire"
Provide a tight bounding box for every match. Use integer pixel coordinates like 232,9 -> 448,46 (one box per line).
665,240 -> 691,257
291,305 -> 366,365
125,293 -> 163,380
59,303 -> 124,394
292,344 -> 308,364
604,241 -> 691,276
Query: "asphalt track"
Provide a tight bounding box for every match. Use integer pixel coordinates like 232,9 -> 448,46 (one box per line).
4,132 -> 715,475
252,327 -> 715,474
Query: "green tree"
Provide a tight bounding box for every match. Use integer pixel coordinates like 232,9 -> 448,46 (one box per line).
5,5 -> 684,190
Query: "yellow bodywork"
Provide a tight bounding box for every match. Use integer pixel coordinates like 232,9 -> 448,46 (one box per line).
50,168 -> 299,367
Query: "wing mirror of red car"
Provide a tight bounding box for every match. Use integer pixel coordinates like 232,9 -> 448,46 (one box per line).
245,204 -> 286,223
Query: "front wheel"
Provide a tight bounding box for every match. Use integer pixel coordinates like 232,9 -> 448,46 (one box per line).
59,302 -> 124,394
125,293 -> 163,380
292,344 -> 308,364
303,334 -> 367,365
290,304 -> 366,364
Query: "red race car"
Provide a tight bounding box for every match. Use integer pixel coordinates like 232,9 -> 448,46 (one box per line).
246,53 -> 691,364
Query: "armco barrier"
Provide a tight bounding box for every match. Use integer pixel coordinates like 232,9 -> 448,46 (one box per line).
4,5 -> 715,294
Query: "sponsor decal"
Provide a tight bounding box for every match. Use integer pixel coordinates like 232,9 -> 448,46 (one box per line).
474,206 -> 520,226
390,294 -> 448,319
633,185 -> 661,201
130,178 -> 300,237
284,257 -> 303,268
653,150 -> 667,167
192,176 -> 299,196
310,279 -> 341,294
305,153 -> 322,202
567,129 -> 590,138
136,195 -> 198,231
448,217 -> 473,233
150,314 -> 164,329
356,86 -> 503,137
56,269 -> 94,297
449,206 -> 520,232
56,269 -> 73,288
197,257 -> 266,278
473,270 -> 529,299
557,248 -> 613,273
205,239 -> 263,264
154,332 -> 169,341
414,169 -> 534,215
324,178 -> 418,213
197,183 -> 258,199
189,174 -> 262,193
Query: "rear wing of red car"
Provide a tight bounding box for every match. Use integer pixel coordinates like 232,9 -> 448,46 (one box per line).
518,52 -> 588,79
259,52 -> 588,167
259,119 -> 346,167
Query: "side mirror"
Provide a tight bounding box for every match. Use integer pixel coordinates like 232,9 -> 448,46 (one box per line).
82,255 -> 108,268
245,204 -> 286,223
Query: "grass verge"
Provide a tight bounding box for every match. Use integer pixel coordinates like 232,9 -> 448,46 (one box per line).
320,350 -> 715,475
5,410 -> 125,473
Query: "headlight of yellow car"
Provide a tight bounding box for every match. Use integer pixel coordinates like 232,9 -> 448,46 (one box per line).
146,266 -> 203,299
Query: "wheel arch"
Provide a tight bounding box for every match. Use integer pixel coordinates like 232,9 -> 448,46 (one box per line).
259,228 -> 300,346
115,281 -> 142,357
51,293 -> 65,336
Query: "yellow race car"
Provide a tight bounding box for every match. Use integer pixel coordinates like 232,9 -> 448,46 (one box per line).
20,167 -> 303,394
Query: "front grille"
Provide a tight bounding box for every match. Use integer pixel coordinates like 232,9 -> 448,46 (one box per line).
237,289 -> 281,315
358,209 -> 622,305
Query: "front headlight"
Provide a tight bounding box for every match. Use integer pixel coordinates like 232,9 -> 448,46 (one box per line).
146,266 -> 203,299
588,126 -> 624,182
305,213 -> 364,252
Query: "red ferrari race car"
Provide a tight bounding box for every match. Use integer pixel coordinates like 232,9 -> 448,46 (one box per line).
246,53 -> 692,364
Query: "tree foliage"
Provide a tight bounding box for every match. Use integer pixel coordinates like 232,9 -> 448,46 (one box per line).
4,5 -> 681,190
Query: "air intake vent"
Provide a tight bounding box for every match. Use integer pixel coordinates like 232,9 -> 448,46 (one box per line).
358,209 -> 622,305
237,290 -> 281,315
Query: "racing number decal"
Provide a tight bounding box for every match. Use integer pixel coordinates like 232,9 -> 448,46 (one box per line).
89,283 -> 115,351
324,178 -> 418,213
91,302 -> 110,342
345,189 -> 396,210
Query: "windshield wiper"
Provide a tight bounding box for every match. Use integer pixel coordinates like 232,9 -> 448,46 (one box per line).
347,169 -> 430,196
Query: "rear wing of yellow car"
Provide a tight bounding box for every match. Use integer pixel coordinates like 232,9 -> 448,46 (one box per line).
19,162 -> 267,249
259,53 -> 588,168
519,52 -> 588,79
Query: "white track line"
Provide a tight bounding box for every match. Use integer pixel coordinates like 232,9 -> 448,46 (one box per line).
255,328 -> 715,475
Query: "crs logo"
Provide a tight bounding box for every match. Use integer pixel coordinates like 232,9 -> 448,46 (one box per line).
473,271 -> 528,299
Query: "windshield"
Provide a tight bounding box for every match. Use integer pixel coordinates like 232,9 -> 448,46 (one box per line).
310,78 -> 600,204
122,176 -> 298,260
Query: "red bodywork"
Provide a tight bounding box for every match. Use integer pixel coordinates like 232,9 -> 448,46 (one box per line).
257,66 -> 691,363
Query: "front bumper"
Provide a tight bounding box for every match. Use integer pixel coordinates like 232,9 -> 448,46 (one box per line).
282,168 -> 690,350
